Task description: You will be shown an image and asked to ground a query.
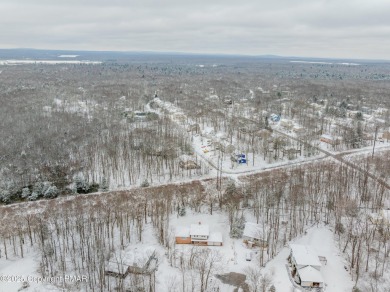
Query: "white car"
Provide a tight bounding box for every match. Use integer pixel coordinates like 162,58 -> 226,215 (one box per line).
246,252 -> 252,261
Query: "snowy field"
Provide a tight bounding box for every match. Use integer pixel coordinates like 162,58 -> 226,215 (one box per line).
0,59 -> 101,65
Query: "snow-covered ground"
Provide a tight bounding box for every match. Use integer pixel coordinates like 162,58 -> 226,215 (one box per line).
0,211 -> 359,292
0,250 -> 42,292
0,60 -> 101,65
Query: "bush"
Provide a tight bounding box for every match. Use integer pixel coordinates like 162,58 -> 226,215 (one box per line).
140,179 -> 150,188
89,183 -> 99,193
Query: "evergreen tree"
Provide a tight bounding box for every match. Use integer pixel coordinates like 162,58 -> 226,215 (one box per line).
99,176 -> 109,192
0,189 -> 11,204
43,185 -> 59,198
140,179 -> 150,188
74,174 -> 90,193
28,192 -> 39,201
21,187 -> 30,199
178,206 -> 186,216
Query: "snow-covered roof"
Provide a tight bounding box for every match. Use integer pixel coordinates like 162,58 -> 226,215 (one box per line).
290,244 -> 322,268
175,226 -> 190,237
381,210 -> 390,221
179,155 -> 195,163
321,134 -> 334,140
243,222 -> 263,240
208,232 -> 223,243
106,247 -> 155,273
190,223 -> 209,236
298,266 -> 324,283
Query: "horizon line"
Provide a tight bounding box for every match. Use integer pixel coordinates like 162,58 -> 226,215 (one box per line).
0,47 -> 389,62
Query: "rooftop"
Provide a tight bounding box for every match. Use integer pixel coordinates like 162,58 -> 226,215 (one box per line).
290,244 -> 322,268
175,226 -> 190,238
190,223 -> 209,236
298,265 -> 324,283
208,232 -> 223,243
243,222 -> 264,240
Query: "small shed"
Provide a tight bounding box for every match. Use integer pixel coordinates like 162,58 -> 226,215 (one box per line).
243,222 -> 266,247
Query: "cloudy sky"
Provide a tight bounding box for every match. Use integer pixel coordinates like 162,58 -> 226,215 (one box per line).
1,0 -> 390,60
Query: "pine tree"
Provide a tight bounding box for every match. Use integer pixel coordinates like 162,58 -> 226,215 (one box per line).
28,192 -> 39,201
74,174 -> 89,193
99,176 -> 109,192
140,179 -> 150,188
43,185 -> 59,198
178,206 -> 186,216
0,189 -> 11,204
21,187 -> 30,199
268,284 -> 276,292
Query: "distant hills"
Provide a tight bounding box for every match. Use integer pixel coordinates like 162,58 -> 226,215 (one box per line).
0,48 -> 387,64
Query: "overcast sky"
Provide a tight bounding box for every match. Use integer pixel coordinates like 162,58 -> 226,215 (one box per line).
1,0 -> 390,60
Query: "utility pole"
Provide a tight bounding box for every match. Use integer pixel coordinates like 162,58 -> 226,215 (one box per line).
372,125 -> 379,158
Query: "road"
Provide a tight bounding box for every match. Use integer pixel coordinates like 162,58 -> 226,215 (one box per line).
151,97 -> 390,191
273,128 -> 390,191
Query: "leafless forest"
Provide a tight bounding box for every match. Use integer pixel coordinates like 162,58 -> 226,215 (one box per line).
0,54 -> 390,291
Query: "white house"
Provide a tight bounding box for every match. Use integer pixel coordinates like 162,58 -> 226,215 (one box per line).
297,266 -> 324,288
190,223 -> 209,242
289,244 -> 324,288
175,223 -> 222,246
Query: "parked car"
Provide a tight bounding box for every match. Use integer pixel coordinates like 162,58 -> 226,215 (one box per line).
246,252 -> 252,261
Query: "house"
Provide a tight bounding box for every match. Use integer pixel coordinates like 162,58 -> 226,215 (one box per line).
172,112 -> 186,123
175,223 -> 222,246
223,99 -> 233,105
382,131 -> 390,141
242,222 -> 266,248
187,123 -> 200,133
292,126 -> 306,135
320,134 -> 340,145
224,144 -> 235,154
105,248 -> 158,279
297,266 -> 324,289
369,209 -> 390,226
175,226 -> 191,244
289,244 -> 324,289
179,155 -> 200,170
190,223 -> 210,245
280,119 -> 293,130
270,114 -> 280,122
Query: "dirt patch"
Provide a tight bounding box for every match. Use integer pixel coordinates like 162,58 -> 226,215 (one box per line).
216,272 -> 249,292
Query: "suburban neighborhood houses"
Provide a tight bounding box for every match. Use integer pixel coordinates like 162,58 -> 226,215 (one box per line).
0,48 -> 389,292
